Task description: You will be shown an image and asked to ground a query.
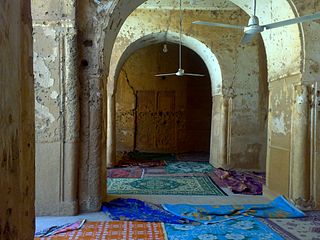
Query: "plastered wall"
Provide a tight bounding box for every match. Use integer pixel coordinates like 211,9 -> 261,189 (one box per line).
30,0 -> 320,215
116,43 -> 212,154
111,8 -> 268,169
0,0 -> 35,239
32,0 -> 79,215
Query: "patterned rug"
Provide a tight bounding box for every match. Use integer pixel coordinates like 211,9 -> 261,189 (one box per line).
164,216 -> 284,240
163,196 -> 305,224
115,159 -> 166,168
260,210 -> 320,240
107,167 -> 143,178
165,161 -> 214,174
35,221 -> 166,240
107,176 -> 226,196
127,151 -> 176,161
176,152 -> 209,162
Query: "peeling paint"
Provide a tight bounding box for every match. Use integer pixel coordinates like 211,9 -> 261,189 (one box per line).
50,91 -> 59,99
272,113 -> 287,135
35,101 -> 55,129
33,52 -> 54,88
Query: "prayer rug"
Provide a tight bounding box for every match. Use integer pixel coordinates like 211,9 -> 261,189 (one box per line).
260,210 -> 320,240
162,196 -> 305,224
176,152 -> 209,162
35,221 -> 166,240
165,161 -> 214,174
107,167 -> 143,178
208,168 -> 266,195
35,220 -> 86,238
127,151 -> 176,161
115,159 -> 166,168
164,216 -> 284,240
107,176 -> 226,196
102,198 -> 190,224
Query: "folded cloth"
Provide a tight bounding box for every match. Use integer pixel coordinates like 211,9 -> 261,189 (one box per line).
102,198 -> 191,224
162,196 -> 305,224
35,219 -> 86,237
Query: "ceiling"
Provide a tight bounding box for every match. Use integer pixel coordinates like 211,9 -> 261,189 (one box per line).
138,0 -> 239,10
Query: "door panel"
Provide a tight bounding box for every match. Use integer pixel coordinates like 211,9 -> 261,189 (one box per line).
135,90 -> 176,152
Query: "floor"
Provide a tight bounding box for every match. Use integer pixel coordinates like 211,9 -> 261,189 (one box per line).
36,153 -> 319,239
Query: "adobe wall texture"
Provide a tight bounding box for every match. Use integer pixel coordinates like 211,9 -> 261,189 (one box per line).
31,0 -> 320,215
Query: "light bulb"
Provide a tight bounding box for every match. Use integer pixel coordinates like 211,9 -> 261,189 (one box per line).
163,44 -> 168,53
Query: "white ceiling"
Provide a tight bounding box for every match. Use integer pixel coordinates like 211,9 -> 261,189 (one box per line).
138,0 -> 239,10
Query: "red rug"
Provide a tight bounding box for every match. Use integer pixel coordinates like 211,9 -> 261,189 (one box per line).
35,221 -> 166,240
107,167 -> 143,178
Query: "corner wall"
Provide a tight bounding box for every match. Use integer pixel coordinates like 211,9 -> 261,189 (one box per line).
32,0 -> 79,215
0,0 -> 35,238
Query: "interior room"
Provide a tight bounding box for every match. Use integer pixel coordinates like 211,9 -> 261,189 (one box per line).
1,0 -> 320,239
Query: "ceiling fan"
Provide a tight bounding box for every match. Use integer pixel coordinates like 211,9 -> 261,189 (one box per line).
192,0 -> 320,44
155,0 -> 205,77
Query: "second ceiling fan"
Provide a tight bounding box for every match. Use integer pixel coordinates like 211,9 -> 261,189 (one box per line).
193,0 -> 320,44
155,0 -> 205,77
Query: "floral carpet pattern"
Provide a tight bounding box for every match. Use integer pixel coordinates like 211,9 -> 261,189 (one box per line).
107,176 -> 225,195
164,217 -> 284,240
163,196 -> 305,224
260,210 -> 320,240
165,161 -> 214,174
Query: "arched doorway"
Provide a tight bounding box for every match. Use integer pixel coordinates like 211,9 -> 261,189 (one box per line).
115,43 -> 212,158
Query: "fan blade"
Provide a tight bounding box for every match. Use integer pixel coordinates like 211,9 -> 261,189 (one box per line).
240,33 -> 256,44
192,21 -> 244,29
184,73 -> 205,77
263,12 -> 320,30
155,73 -> 177,77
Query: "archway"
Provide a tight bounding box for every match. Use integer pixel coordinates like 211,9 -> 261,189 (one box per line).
100,0 -> 309,205
115,42 -> 213,160
106,31 -> 223,170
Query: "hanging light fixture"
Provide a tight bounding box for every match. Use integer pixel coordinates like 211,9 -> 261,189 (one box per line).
163,43 -> 168,53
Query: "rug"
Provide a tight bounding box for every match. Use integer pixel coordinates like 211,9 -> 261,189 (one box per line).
208,168 -> 266,195
164,216 -> 284,240
162,196 -> 305,224
107,176 -> 226,196
165,161 -> 214,174
176,152 -> 209,162
260,210 -> 320,240
35,221 -> 166,240
115,159 -> 166,168
107,167 -> 144,178
127,151 -> 176,161
35,219 -> 86,237
102,198 -> 190,224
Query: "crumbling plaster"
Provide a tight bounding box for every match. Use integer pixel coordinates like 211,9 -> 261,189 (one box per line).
115,43 -> 212,153
32,0 -> 79,215
32,0 -> 320,215
107,8 -> 268,170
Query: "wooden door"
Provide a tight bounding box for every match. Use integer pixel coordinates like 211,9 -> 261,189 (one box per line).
135,90 -> 176,152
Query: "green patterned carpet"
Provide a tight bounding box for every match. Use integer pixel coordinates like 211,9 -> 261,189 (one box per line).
165,161 -> 214,173
107,176 -> 225,196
